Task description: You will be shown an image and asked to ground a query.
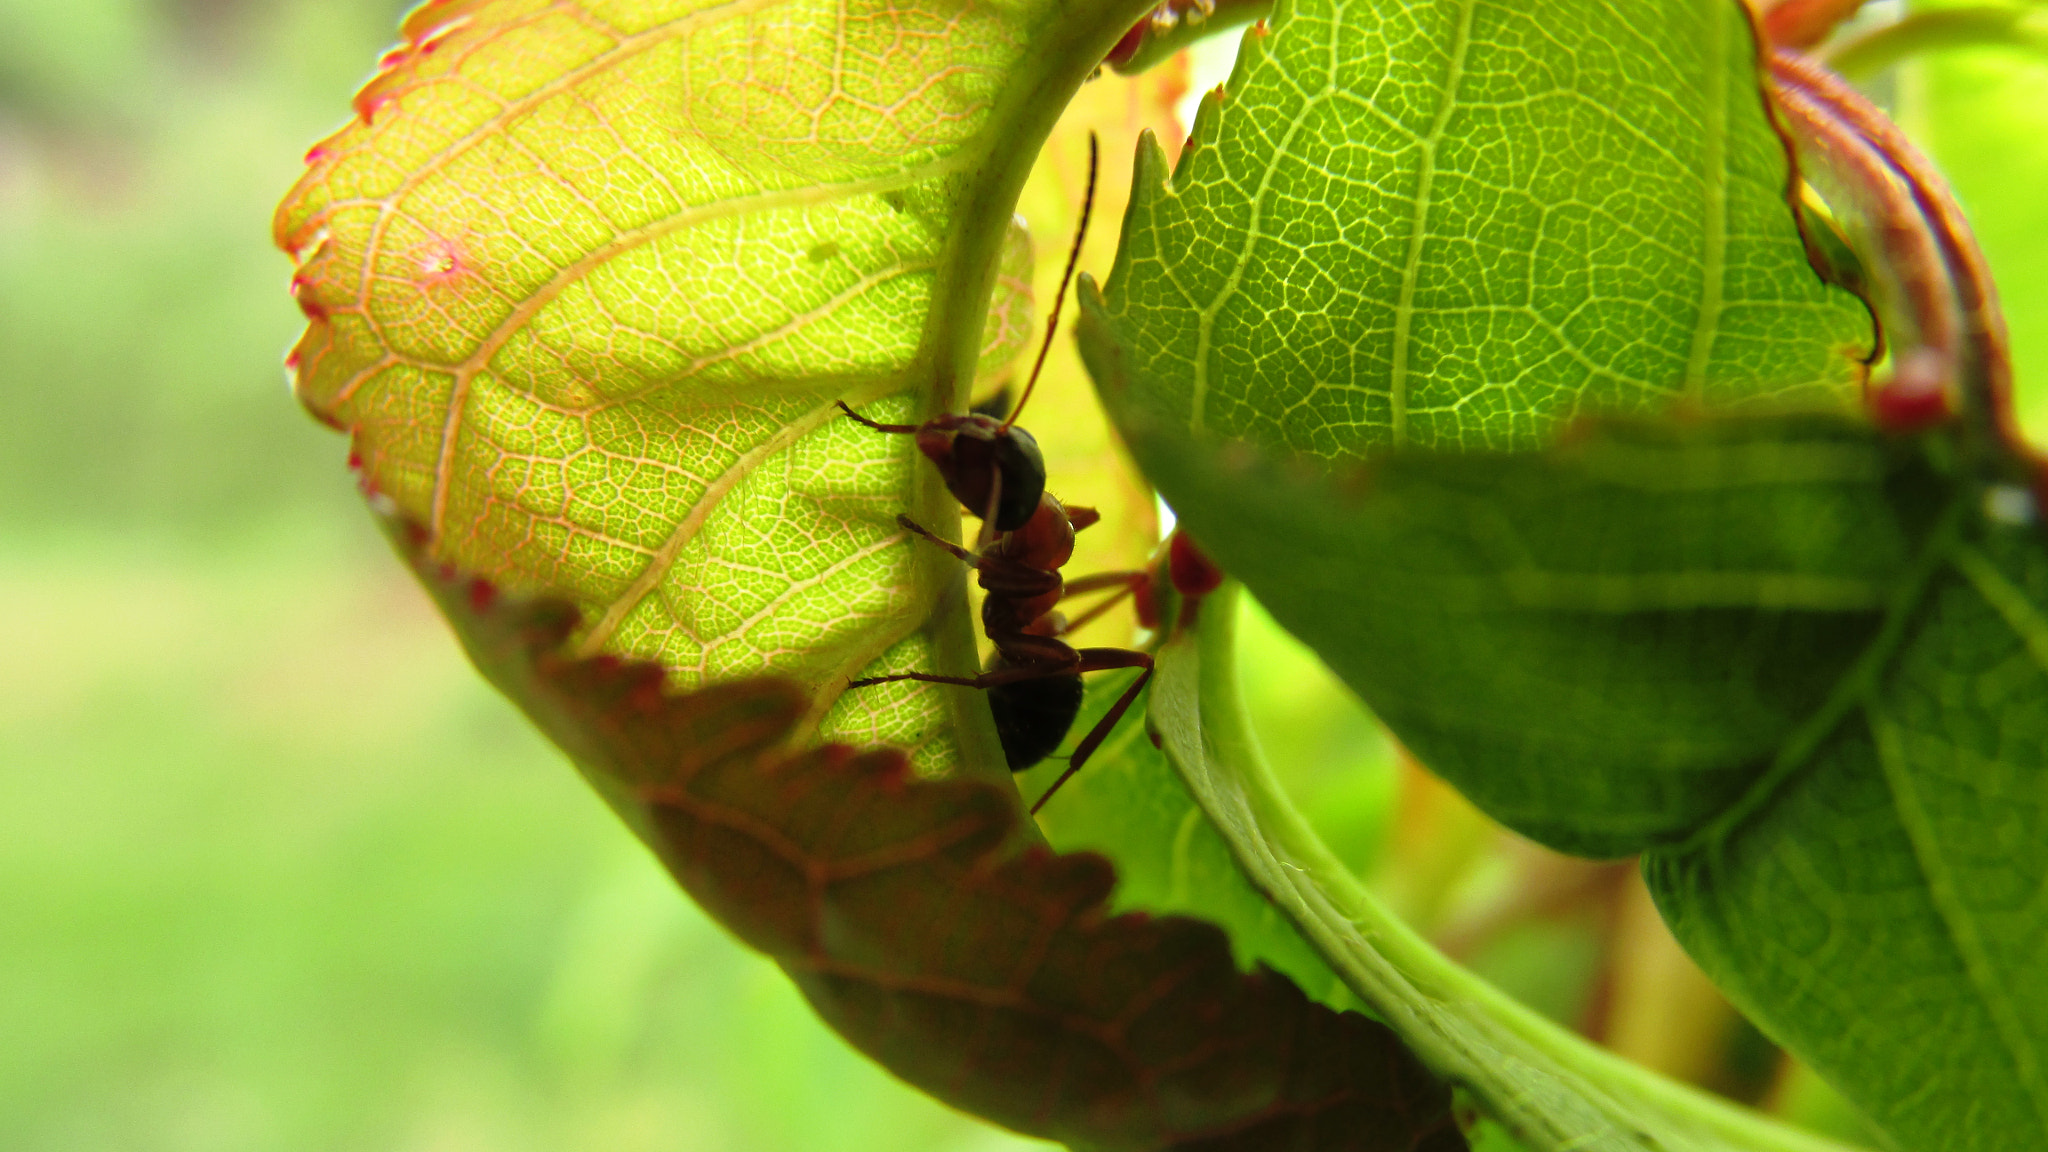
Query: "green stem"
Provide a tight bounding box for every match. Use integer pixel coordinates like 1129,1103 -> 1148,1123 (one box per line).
1155,581 -> 1867,1152
1111,0 -> 1274,76
908,0 -> 1165,787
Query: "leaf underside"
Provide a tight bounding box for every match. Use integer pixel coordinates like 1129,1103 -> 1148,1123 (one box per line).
276,0 -> 1485,1147
393,514 -> 1467,1152
1080,0 -> 2048,1148
1648,512 -> 2048,1150
1146,577 -> 1866,1152
273,0 -> 1143,782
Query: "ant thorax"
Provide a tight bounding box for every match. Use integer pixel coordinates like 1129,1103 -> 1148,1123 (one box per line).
988,493 -> 1075,569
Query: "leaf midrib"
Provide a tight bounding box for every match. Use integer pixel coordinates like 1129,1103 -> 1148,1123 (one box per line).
1664,498 -> 2048,1130
1386,0 -> 1479,448
1938,542 -> 2048,1129
1867,702 -> 2048,1135
1679,1 -> 1731,405
1677,494 -> 1970,854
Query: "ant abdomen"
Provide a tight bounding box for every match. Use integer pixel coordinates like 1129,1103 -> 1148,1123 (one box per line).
987,665 -> 1085,771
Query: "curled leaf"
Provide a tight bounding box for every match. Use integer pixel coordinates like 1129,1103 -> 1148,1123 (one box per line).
1143,577 -> 1863,1152
273,0 -> 1153,779
391,516 -> 1467,1152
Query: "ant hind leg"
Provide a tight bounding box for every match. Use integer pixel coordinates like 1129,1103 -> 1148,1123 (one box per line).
1028,651 -> 1154,815
845,670 -> 984,690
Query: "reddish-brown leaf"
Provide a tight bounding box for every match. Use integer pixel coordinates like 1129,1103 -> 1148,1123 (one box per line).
393,514 -> 1464,1152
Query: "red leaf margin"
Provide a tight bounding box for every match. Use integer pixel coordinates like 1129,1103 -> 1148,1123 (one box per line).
387,514 -> 1466,1152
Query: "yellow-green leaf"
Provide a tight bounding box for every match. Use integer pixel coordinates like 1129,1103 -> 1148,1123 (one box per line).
274,0 -> 1149,776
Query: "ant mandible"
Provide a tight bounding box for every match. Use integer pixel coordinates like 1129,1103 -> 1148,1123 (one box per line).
837,133 -> 1172,813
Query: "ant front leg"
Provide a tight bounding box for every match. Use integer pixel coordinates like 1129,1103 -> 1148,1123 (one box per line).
834,400 -> 920,434
891,512 -> 977,565
894,513 -> 1063,604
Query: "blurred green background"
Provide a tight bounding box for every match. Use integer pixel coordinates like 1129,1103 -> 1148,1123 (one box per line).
0,1 -> 2041,1150
0,1 -> 1053,1148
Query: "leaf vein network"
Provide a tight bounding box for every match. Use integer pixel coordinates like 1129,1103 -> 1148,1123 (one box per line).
689,526 -> 909,674
1184,59 -> 1350,434
1867,703 -> 2048,1130
424,159 -> 961,536
1385,0 -> 1480,447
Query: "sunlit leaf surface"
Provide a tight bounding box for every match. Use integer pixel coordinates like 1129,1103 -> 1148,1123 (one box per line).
1096,0 -> 1871,455
273,0 -> 1132,775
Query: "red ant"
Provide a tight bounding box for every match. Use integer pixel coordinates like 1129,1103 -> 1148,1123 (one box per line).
838,134 -> 1182,812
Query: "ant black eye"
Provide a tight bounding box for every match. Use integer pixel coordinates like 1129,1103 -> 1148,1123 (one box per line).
991,427 -> 1046,532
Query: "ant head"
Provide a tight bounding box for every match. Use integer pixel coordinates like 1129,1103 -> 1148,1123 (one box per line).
984,424 -> 1047,531
924,419 -> 1046,532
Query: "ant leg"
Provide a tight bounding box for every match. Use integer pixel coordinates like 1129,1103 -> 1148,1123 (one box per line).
848,638 -> 1075,691
893,513 -> 1064,602
1055,570 -> 1147,635
845,670 -> 983,690
893,513 -> 978,565
836,400 -> 920,434
1029,651 -> 1154,815
1060,570 -> 1144,597
975,470 -> 1001,550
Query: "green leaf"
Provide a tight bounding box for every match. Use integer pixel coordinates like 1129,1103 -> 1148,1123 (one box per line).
1647,503 -> 2048,1151
1092,0 -> 1871,457
1077,393 -> 1945,857
1090,348 -> 2048,1146
272,0 -> 1154,780
1074,5 -> 2048,1139
1147,576 -> 1865,1152
390,512 -> 1470,1152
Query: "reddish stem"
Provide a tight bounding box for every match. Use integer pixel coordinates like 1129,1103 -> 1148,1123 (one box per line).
1768,51 -> 2021,453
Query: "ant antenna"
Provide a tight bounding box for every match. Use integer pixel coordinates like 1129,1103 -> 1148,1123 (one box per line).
1003,132 -> 1100,432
